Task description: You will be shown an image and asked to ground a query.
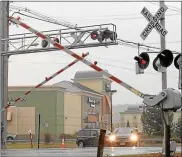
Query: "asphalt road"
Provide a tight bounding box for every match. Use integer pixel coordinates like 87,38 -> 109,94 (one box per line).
1,147 -> 181,157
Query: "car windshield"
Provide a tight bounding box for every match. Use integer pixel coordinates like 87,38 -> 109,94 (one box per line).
78,129 -> 113,136
114,128 -> 133,134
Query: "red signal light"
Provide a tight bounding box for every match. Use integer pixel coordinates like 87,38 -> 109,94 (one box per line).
134,53 -> 150,70
90,31 -> 98,40
140,59 -> 146,65
134,57 -> 146,65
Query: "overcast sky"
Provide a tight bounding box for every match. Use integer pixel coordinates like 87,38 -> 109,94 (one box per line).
8,1 -> 181,105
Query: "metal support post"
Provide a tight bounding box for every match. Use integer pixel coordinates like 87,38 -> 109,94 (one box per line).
160,1 -> 170,157
0,1 -> 9,149
110,91 -> 117,133
110,93 -> 113,133
38,113 -> 40,149
97,129 -> 106,157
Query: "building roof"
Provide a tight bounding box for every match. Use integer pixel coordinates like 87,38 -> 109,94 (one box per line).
8,85 -> 66,92
119,104 -> 144,114
74,70 -> 104,79
74,70 -> 111,80
53,81 -> 102,96
54,81 -> 81,92
72,82 -> 102,95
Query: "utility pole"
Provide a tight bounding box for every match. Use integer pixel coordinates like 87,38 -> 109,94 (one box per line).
160,1 -> 170,157
0,1 -> 9,149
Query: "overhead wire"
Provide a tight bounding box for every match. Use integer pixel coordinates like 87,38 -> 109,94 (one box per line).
11,12 -> 67,27
10,10 -> 180,24
117,39 -> 180,54
165,4 -> 181,12
97,62 -> 178,76
149,1 -> 181,13
9,56 -> 178,76
48,10 -> 180,19
144,41 -> 181,44
10,4 -> 78,29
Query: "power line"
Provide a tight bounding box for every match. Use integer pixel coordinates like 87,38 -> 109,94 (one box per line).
50,10 -> 180,19
10,4 -> 78,29
166,4 -> 181,12
149,1 -> 181,13
54,13 -> 180,22
117,41 -> 150,51
117,39 -> 181,54
144,41 -> 181,45
9,59 -> 178,76
10,10 -> 180,24
118,39 -> 159,50
97,62 -> 178,78
11,12 -> 67,27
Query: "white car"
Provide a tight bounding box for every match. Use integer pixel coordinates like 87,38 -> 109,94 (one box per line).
110,127 -> 140,147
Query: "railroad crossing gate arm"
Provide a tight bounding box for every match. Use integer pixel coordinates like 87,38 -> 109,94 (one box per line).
0,52 -> 89,112
8,16 -> 148,99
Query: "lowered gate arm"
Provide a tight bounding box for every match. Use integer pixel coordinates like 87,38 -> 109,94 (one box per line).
1,52 -> 89,112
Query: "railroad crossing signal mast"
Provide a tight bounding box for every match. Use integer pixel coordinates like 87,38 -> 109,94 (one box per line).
139,2 -> 182,157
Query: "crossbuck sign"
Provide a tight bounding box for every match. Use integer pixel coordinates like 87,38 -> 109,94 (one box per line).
140,4 -> 168,40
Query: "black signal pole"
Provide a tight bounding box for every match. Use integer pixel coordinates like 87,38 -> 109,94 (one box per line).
38,113 -> 40,149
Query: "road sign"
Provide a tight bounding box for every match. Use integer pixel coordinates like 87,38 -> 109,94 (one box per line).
141,7 -> 168,36
140,4 -> 168,40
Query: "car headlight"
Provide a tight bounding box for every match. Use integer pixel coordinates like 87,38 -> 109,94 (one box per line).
130,134 -> 138,141
108,134 -> 116,142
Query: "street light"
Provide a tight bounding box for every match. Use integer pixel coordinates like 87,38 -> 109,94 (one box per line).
105,89 -> 117,133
